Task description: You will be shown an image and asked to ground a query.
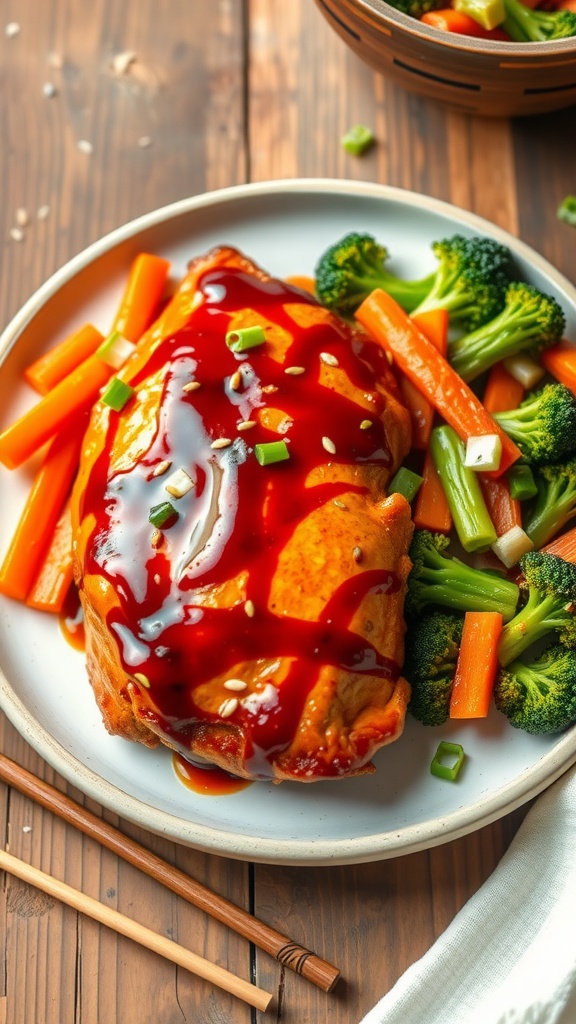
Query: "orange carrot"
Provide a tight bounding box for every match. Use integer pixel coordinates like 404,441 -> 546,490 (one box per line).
483,363 -> 525,415
541,341 -> 576,396
413,450 -> 453,533
449,611 -> 503,719
0,428 -> 83,601
479,474 -> 522,537
24,324 -> 104,395
542,526 -> 576,563
355,289 -> 522,477
26,500 -> 74,612
111,253 -> 171,343
284,275 -> 317,296
421,9 -> 512,37
400,308 -> 449,450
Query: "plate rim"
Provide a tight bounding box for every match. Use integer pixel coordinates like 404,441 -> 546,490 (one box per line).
2,176 -> 576,866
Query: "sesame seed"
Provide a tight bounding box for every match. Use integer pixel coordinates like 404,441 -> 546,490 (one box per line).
320,351 -> 339,366
151,459 -> 172,477
77,139 -> 93,155
244,599 -> 255,618
138,135 -> 152,148
182,380 -> 201,392
22,825 -> 32,834
5,22 -> 20,38
15,208 -> 29,227
151,529 -> 162,548
223,679 -> 248,692
218,697 -> 239,718
10,228 -> 24,242
229,370 -> 242,391
154,573 -> 161,584
42,82 -> 57,98
360,419 -> 373,430
261,384 -> 278,394
237,420 -> 256,431
133,672 -> 151,689
111,50 -> 137,75
353,546 -> 363,563
284,366 -> 306,376
322,436 -> 336,454
211,438 -> 232,449
333,499 -> 348,510
37,205 -> 50,220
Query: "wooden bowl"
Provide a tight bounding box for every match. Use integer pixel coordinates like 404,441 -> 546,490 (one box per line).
313,0 -> 576,116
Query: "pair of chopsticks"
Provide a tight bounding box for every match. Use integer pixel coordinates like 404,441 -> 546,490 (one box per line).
0,753 -> 340,1010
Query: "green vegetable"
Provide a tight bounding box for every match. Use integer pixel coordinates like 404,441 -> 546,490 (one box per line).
101,377 -> 134,412
448,281 -> 565,383
148,501 -> 178,528
225,325 -> 266,352
495,643 -> 576,734
254,440 -> 290,466
507,463 -> 538,502
429,425 -> 497,554
492,383 -> 576,466
523,457 -> 576,550
340,125 -> 375,157
388,466 -> 423,503
453,0 -> 505,29
502,0 -> 576,39
430,741 -> 465,781
557,196 -> 576,227
96,330 -> 136,370
385,0 -> 445,18
497,550 -> 576,666
405,529 -> 520,621
404,611 -> 464,726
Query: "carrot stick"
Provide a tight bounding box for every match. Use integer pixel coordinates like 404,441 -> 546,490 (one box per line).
483,363 -> 525,415
541,341 -> 576,397
24,324 -> 104,395
478,474 -> 522,537
0,429 -> 83,601
413,450 -> 453,533
26,500 -> 74,612
449,611 -> 503,719
355,289 -> 522,477
421,9 -> 512,37
541,526 -> 576,563
399,309 -> 449,450
111,253 -> 171,343
0,353 -> 111,469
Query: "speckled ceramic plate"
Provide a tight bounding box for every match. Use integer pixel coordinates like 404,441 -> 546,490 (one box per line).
1,178 -> 576,865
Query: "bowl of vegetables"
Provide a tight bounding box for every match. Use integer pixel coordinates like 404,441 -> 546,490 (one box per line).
313,0 -> 576,116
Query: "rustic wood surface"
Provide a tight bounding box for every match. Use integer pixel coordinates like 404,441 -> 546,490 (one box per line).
0,2 -> 575,1022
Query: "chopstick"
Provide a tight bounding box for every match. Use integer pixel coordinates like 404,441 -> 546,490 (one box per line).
0,753 -> 340,992
0,847 -> 272,1012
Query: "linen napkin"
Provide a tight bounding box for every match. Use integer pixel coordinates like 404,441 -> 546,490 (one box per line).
360,763 -> 576,1024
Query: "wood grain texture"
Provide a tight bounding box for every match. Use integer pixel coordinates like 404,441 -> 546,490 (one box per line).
0,0 -> 572,1022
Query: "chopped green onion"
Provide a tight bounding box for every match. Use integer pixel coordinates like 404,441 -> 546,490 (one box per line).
341,124 -> 375,157
557,196 -> 576,227
430,741 -> 465,781
388,466 -> 423,503
225,325 -> 266,353
254,440 -> 290,466
101,376 -> 134,412
507,463 -> 538,501
491,525 -> 533,569
430,425 -> 497,554
464,433 -> 502,473
96,330 -> 136,370
148,501 -> 178,528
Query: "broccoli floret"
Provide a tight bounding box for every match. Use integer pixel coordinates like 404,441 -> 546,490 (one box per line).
406,529 -> 520,621
403,612 -> 464,726
314,232 -> 436,315
502,0 -> 576,40
523,457 -> 576,550
413,234 -> 513,331
492,383 -> 576,466
448,281 -> 565,383
495,644 -> 576,734
497,550 -> 576,666
385,0 -> 446,18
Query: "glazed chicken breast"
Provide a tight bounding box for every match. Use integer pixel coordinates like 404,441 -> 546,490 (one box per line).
71,246 -> 414,782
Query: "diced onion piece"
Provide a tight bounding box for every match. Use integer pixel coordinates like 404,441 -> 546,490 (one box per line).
430,741 -> 465,781
254,440 -> 290,466
464,433 -> 502,472
164,467 -> 194,498
225,325 -> 266,352
97,330 -> 137,369
503,354 -> 546,390
491,525 -> 534,568
101,376 -> 134,411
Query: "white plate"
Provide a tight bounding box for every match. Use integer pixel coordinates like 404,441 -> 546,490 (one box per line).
1,178 -> 576,866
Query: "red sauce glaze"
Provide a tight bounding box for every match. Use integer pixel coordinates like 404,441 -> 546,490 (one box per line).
172,752 -> 251,796
78,267 -> 402,779
59,583 -> 85,651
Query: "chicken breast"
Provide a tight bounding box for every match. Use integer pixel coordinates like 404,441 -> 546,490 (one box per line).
71,246 -> 414,782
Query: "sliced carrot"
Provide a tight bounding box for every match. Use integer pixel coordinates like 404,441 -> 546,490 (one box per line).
449,611 -> 503,719
355,289 -> 522,477
478,474 -> 522,537
413,450 -> 453,533
24,324 -> 104,395
421,9 -> 512,37
284,275 -> 317,296
482,363 -> 525,415
26,500 -> 74,612
0,353 -> 111,469
0,428 -> 83,601
111,253 -> 171,343
541,341 -> 576,396
541,526 -> 576,563
400,308 -> 449,450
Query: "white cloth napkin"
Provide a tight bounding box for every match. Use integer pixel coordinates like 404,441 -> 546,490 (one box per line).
360,763 -> 576,1024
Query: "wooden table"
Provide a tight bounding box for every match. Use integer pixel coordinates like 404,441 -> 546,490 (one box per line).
1,2 -> 575,1022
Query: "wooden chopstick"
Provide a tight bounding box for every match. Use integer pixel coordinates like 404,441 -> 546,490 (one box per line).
0,753 -> 340,992
0,847 -> 272,1012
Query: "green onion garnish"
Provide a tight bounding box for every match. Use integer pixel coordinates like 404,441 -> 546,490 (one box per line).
430,741 -> 465,782
507,463 -> 538,502
388,466 -> 423,503
341,124 -> 375,157
557,196 -> 576,227
96,330 -> 136,370
254,440 -> 290,466
101,377 -> 134,412
225,325 -> 266,353
148,501 -> 178,528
